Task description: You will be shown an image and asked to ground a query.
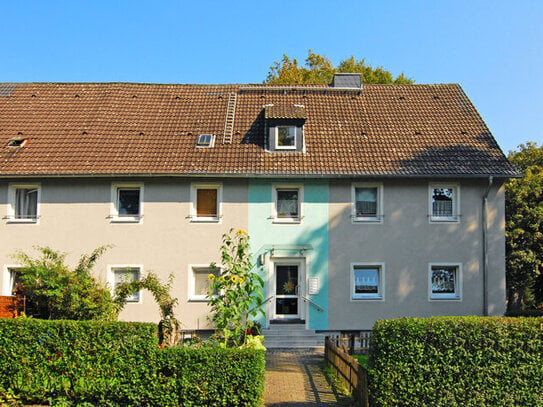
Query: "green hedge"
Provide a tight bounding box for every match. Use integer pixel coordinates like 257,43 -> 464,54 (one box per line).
0,319 -> 265,406
368,317 -> 543,407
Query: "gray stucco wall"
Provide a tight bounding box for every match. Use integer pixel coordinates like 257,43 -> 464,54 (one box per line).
328,178 -> 506,331
0,178 -> 249,328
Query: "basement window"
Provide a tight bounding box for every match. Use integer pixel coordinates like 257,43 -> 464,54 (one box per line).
196,134 -> 215,148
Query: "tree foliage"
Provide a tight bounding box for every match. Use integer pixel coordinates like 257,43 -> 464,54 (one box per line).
207,229 -> 265,347
11,246 -> 118,320
265,49 -> 414,85
506,142 -> 543,310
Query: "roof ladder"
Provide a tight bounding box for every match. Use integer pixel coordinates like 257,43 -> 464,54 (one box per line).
223,92 -> 237,144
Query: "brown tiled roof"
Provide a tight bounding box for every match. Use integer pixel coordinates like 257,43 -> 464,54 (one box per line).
0,82 -> 516,177
265,104 -> 307,119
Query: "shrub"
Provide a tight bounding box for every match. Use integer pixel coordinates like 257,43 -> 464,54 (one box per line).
368,316 -> 543,407
0,318 -> 265,406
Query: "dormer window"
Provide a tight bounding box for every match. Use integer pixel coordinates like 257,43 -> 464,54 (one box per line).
265,104 -> 306,153
276,126 -> 296,149
196,134 -> 215,148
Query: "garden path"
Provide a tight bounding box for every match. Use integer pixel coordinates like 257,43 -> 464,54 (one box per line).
264,349 -> 355,406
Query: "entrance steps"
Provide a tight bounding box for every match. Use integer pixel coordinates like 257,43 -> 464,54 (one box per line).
262,323 -> 326,349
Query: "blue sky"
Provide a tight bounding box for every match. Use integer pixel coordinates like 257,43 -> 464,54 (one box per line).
1,0 -> 541,153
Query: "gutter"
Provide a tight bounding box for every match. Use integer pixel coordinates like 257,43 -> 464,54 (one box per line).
482,176 -> 494,316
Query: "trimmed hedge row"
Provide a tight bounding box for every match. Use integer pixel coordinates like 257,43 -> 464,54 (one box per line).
0,319 -> 265,406
368,317 -> 543,407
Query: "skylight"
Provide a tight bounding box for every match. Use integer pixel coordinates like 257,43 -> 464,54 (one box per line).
7,137 -> 28,148
196,134 -> 215,148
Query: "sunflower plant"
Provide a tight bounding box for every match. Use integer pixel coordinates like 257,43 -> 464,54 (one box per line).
207,229 -> 265,347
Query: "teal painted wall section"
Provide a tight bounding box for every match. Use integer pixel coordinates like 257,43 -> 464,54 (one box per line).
248,179 -> 329,330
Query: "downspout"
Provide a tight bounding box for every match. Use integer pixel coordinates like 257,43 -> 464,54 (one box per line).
482,176 -> 494,316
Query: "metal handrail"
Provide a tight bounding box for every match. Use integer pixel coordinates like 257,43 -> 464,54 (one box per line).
301,295 -> 324,312
262,295 -> 275,305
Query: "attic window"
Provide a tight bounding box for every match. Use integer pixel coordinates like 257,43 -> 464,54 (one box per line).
276,126 -> 296,149
7,138 -> 28,148
196,134 -> 215,148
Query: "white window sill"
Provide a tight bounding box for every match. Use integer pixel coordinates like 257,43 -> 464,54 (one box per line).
273,218 -> 302,224
430,295 -> 461,301
190,217 -> 220,223
188,296 -> 209,302
430,217 -> 459,223
6,218 -> 38,224
352,217 -> 382,224
352,295 -> 384,301
110,216 -> 142,223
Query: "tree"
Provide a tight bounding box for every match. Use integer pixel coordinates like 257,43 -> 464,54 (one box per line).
265,50 -> 414,85
11,246 -> 118,320
506,142 -> 543,310
207,229 -> 265,347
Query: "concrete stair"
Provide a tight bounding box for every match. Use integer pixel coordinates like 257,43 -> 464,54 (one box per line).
263,323 -> 326,349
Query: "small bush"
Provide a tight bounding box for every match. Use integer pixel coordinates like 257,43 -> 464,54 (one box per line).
0,318 -> 265,406
368,316 -> 543,407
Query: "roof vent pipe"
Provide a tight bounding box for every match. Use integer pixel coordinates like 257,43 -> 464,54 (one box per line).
331,73 -> 362,89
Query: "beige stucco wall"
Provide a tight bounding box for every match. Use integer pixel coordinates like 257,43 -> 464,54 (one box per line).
0,178 -> 248,328
328,178 -> 506,331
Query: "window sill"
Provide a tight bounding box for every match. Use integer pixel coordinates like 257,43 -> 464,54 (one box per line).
190,217 -> 221,223
352,295 -> 383,301
352,217 -> 382,224
188,296 -> 209,302
6,218 -> 38,224
430,217 -> 459,223
429,296 -> 461,301
273,218 -> 302,224
110,216 -> 142,223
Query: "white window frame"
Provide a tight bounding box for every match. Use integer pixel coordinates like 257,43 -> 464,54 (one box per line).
2,265 -> 22,296
428,263 -> 462,301
350,262 -> 385,301
429,183 -> 460,223
110,183 -> 143,223
275,125 -> 297,150
351,182 -> 383,223
196,134 -> 215,148
188,264 -> 221,302
7,183 -> 41,223
190,183 -> 222,223
108,265 -> 143,304
272,184 -> 303,224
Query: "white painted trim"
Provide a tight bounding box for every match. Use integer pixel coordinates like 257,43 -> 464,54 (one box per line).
189,183 -> 222,223
428,263 -> 463,301
429,183 -> 460,223
2,265 -> 22,296
108,265 -> 143,304
268,256 -> 307,322
351,182 -> 383,224
188,264 -> 220,302
274,125 -> 297,150
272,184 -> 303,224
7,183 -> 41,224
350,262 -> 385,301
110,183 -> 144,224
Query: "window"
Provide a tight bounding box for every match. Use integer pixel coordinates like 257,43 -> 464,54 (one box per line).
196,134 -> 215,148
351,263 -> 384,300
430,184 -> 459,222
2,266 -> 22,296
273,185 -> 302,223
111,184 -> 143,223
429,264 -> 461,300
8,184 -> 40,223
189,266 -> 219,301
275,126 -> 296,149
352,183 -> 382,222
111,267 -> 141,303
190,183 -> 222,222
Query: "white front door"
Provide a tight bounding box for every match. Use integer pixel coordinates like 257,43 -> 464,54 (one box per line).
274,264 -> 300,319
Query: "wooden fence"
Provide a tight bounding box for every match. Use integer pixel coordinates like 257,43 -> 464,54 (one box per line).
327,331 -> 372,354
0,295 -> 25,318
325,336 -> 374,407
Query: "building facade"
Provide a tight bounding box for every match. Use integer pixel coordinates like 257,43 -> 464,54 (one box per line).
0,78 -> 515,331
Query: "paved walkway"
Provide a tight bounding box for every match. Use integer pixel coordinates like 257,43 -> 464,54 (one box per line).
264,350 -> 355,406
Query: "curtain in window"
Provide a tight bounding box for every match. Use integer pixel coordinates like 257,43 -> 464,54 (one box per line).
432,188 -> 453,217
431,267 -> 456,294
196,189 -> 218,217
354,267 -> 379,294
15,188 -> 37,219
355,187 -> 377,217
277,190 -> 299,217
